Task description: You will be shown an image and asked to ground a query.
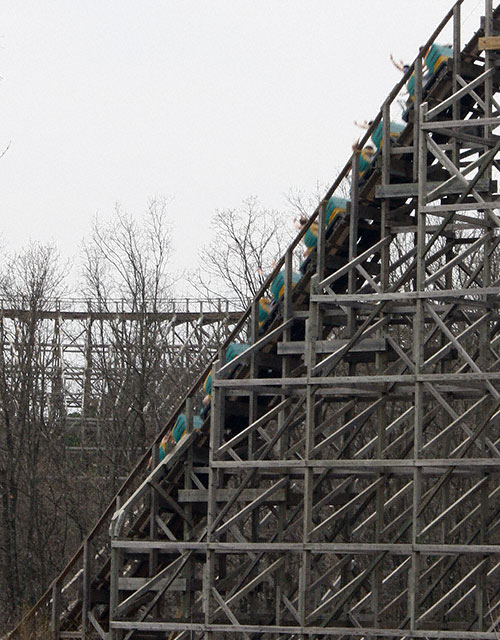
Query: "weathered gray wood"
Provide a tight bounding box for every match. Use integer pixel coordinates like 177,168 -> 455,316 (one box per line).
110,539 -> 500,554
118,576 -> 187,591
81,541 -> 90,637
17,5 -> 500,640
115,553 -> 191,618
422,200 -> 500,212
216,398 -> 291,457
110,620 -> 500,638
88,610 -> 109,640
278,338 -> 386,355
426,67 -> 494,119
311,286 -> 500,302
227,557 -> 285,607
51,582 -> 61,640
318,237 -> 390,289
177,488 -> 286,503
214,477 -> 288,537
375,178 -> 492,198
209,458 -> 500,469
421,116 -> 500,128
212,587 -> 251,640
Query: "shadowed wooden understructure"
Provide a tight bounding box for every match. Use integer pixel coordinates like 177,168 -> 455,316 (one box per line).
7,1 -> 500,637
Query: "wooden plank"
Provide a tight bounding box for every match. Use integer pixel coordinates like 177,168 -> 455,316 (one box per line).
214,477 -> 288,537
110,620 -> 500,638
118,577 -> 187,591
278,338 -> 386,355
81,541 -> 90,637
426,67 -> 494,119
115,553 -> 191,618
178,488 -> 286,503
210,458 -> 500,469
478,35 -> 500,49
421,116 -> 500,129
111,540 -> 500,555
51,582 -> 61,640
422,201 -> 500,212
318,237 -> 390,289
0,308 -> 243,323
88,611 -> 108,640
226,558 -> 285,607
311,285 -> 500,302
375,178 -> 491,198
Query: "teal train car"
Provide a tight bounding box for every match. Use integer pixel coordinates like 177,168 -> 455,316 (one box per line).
407,73 -> 416,98
158,437 -> 169,461
270,270 -> 302,301
407,43 -> 452,98
425,43 -> 452,74
371,121 -> 405,150
171,413 -> 204,445
258,297 -> 272,328
203,342 -> 250,398
303,195 -> 349,255
359,147 -> 376,178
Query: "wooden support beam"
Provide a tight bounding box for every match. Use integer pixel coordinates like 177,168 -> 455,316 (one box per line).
178,488 -> 286,503
118,577 -> 187,591
375,178 -> 492,198
478,35 -> 500,49
278,338 -> 386,355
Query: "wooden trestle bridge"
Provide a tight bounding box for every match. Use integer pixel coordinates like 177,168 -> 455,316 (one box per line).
8,0 -> 500,637
0,297 -> 242,454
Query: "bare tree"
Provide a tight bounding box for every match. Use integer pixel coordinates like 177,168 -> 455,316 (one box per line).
81,199 -> 181,489
285,178 -> 352,221
189,196 -> 293,308
82,198 -> 172,308
0,243 -> 70,625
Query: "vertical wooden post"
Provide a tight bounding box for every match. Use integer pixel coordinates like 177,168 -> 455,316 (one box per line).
109,495 -> 122,640
248,299 -> 259,462
299,274 -> 320,636
413,55 -> 423,184
81,540 -> 91,637
248,298 -> 260,615
477,4 -> 493,629
149,435 -> 159,578
452,3 -> 461,167
183,396 -> 194,620
284,249 -> 293,324
348,152 -> 360,337
372,101 -> 392,625
410,101 -> 429,632
205,357 -> 223,637
316,200 -> 326,283
51,581 -> 61,640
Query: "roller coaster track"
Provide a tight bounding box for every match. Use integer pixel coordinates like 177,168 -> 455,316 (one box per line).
8,1 -> 500,637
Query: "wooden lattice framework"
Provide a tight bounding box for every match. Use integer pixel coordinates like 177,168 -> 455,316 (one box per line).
8,1 -> 500,638
0,297 -> 240,452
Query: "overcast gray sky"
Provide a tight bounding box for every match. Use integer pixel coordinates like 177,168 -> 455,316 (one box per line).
1,1 -> 485,292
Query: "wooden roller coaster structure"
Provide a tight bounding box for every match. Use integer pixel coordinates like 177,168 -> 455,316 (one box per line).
8,0 -> 500,637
